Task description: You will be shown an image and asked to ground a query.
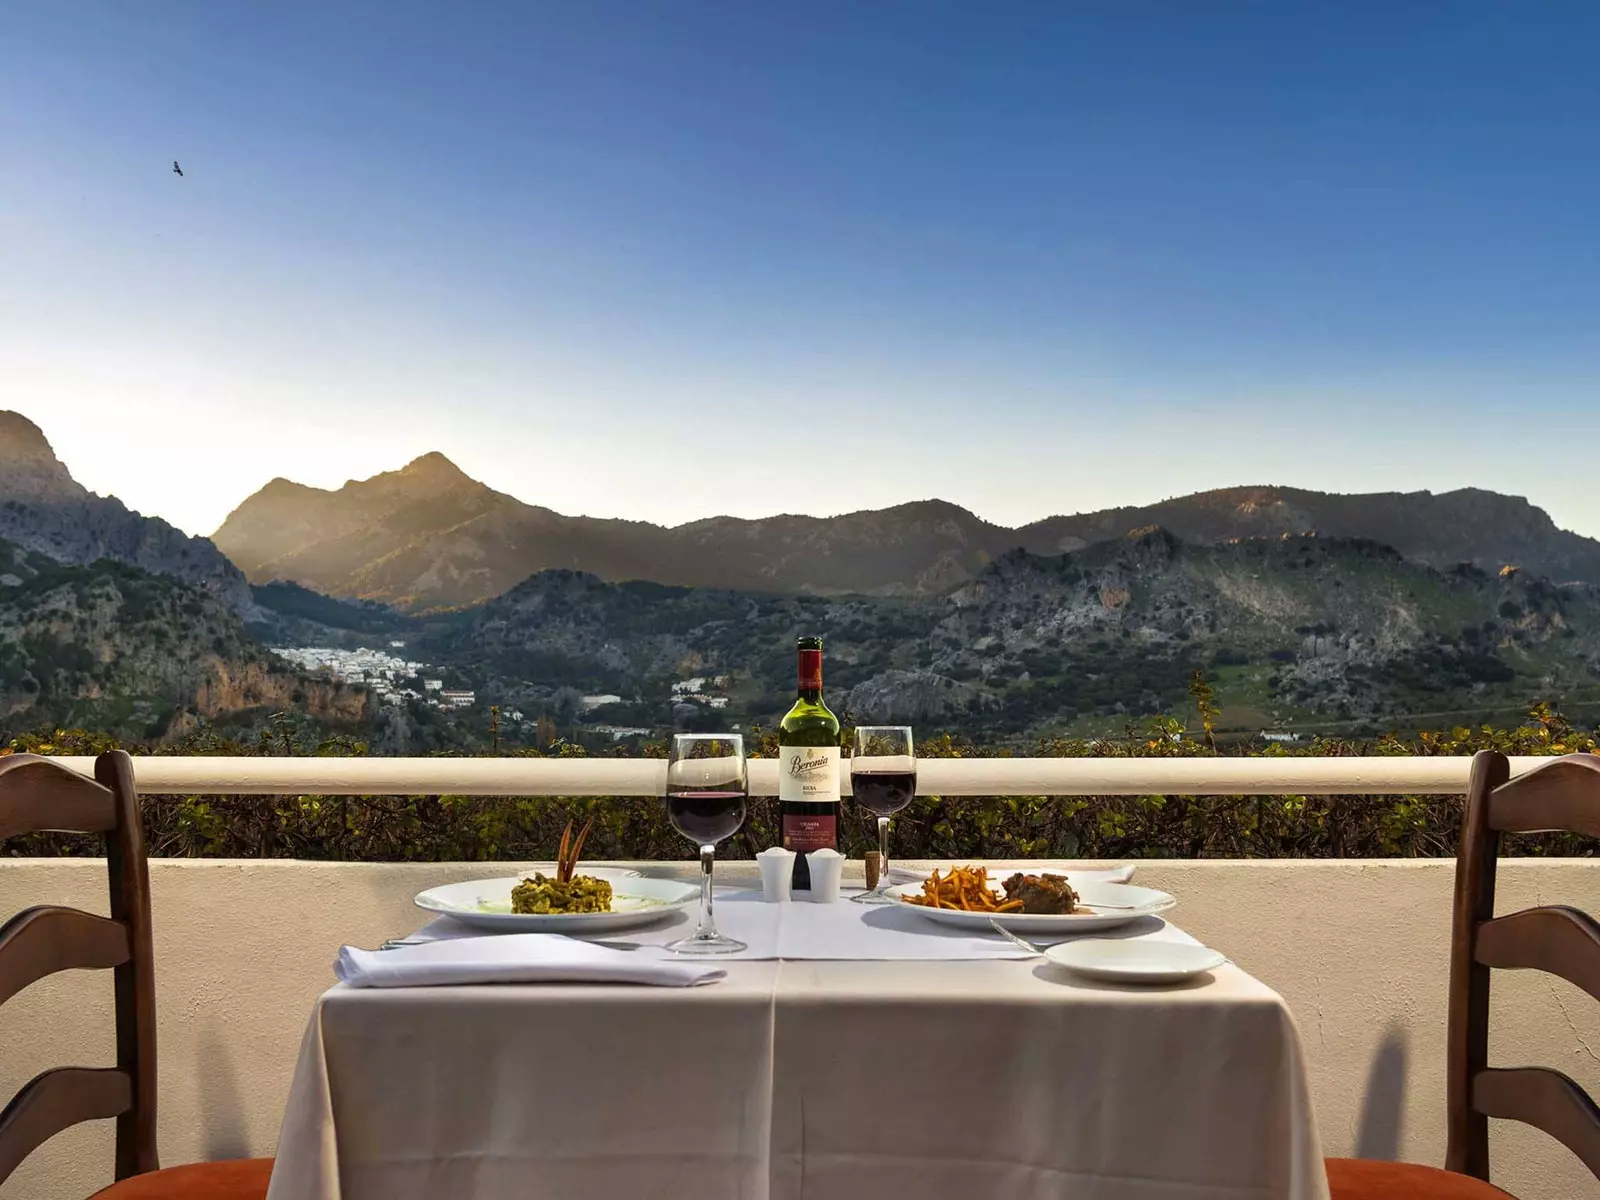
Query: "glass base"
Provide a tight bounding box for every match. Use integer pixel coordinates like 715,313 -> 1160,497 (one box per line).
851,887 -> 894,905
665,931 -> 747,955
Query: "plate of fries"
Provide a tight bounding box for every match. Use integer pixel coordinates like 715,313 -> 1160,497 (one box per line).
887,866 -> 1175,934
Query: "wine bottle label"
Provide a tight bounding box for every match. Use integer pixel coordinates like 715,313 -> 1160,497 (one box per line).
778,745 -> 840,803
782,811 -> 838,854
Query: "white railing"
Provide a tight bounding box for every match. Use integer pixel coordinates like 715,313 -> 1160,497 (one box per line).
48,754 -> 1551,796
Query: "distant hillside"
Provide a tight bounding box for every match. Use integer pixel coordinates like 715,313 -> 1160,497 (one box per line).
415,529 -> 1600,737
214,453 -> 1600,611
0,411 -> 256,614
248,581 -> 415,648
0,538 -> 365,738
1019,485 -> 1600,584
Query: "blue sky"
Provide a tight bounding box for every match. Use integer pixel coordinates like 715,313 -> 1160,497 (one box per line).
3,1 -> 1599,537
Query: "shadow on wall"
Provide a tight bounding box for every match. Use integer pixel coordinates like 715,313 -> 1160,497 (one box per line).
1354,1024 -> 1408,1160
199,1027 -> 250,1162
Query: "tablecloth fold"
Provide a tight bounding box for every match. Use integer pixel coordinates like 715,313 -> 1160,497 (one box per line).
335,933 -> 725,988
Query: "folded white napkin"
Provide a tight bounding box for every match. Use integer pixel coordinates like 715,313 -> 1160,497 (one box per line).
335,933 -> 725,989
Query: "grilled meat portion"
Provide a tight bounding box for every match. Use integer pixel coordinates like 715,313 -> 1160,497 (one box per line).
1001,872 -> 1079,915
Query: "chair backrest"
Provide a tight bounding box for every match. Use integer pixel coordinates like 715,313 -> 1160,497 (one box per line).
0,751 -> 158,1185
1446,750 -> 1600,1183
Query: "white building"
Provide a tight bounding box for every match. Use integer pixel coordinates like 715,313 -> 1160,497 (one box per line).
580,694 -> 623,711
271,645 -> 424,686
441,690 -> 476,709
424,680 -> 444,692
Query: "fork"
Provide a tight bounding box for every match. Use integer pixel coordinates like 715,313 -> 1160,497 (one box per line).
377,936 -> 644,952
987,919 -> 1048,955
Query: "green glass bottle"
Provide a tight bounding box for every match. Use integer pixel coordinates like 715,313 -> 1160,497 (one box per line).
778,635 -> 841,890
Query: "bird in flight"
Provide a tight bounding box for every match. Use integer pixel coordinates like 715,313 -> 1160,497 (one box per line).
172,160 -> 183,177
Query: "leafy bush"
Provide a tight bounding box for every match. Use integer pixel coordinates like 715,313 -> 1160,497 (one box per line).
3,704 -> 1596,862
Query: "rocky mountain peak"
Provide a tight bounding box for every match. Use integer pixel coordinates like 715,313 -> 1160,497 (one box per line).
0,410 -> 256,616
0,410 -> 84,501
393,451 -> 473,489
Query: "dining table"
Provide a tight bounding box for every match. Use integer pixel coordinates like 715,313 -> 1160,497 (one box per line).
266,878 -> 1330,1200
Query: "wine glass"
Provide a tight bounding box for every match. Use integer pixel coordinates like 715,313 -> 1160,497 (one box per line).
664,733 -> 748,955
850,726 -> 916,904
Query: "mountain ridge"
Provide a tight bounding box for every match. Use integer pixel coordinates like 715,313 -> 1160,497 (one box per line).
213,453 -> 1600,611
0,412 -> 257,615
413,526 -> 1600,737
0,536 -> 365,737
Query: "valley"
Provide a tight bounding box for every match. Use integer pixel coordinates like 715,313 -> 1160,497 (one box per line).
6,408 -> 1600,748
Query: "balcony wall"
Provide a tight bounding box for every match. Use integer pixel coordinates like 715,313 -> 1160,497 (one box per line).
1,856 -> 1596,1200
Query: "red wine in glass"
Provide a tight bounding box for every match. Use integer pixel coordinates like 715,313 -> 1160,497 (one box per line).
666,790 -> 748,844
851,728 -> 915,904
664,733 -> 749,955
851,772 -> 915,818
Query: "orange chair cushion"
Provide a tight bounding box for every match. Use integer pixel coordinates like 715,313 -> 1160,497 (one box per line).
1326,1157 -> 1518,1199
89,1158 -> 274,1199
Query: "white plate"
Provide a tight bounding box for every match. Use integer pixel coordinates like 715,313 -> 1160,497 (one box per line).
414,873 -> 697,933
1044,939 -> 1227,984
887,880 -> 1176,934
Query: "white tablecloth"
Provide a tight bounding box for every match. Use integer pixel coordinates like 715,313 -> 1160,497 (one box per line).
268,929 -> 1328,1199
389,892 -> 1199,962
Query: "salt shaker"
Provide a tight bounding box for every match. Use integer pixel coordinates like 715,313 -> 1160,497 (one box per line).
756,846 -> 796,902
806,847 -> 844,902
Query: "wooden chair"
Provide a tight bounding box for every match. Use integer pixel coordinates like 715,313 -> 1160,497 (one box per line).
1326,750 -> 1600,1199
0,752 -> 274,1198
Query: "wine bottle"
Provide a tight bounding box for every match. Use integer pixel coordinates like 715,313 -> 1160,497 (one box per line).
778,635 -> 841,890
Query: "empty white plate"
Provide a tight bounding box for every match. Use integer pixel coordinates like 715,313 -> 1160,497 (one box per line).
1044,938 -> 1227,984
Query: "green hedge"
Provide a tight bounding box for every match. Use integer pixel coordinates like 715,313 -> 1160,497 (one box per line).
4,703 -> 1597,862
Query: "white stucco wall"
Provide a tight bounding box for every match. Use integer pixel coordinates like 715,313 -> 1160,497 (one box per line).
0,858 -> 1594,1199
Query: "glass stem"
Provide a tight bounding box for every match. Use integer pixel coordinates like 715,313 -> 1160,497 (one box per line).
697,844 -> 717,937
876,817 -> 891,889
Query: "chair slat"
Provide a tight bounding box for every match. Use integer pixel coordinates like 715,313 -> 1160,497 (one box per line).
0,1067 -> 132,1186
1488,755 -> 1600,837
0,755 -> 116,838
0,906 -> 130,1008
1476,905 -> 1600,1004
1475,1066 -> 1600,1179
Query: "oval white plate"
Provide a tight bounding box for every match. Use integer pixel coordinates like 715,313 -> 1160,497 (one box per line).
888,880 -> 1176,934
414,873 -> 697,933
1044,939 -> 1227,984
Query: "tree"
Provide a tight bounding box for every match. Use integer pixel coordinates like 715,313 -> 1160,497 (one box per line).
535,713 -> 559,749
1187,669 -> 1218,753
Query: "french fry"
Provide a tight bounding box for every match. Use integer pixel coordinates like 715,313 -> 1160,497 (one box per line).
903,864 -> 1012,911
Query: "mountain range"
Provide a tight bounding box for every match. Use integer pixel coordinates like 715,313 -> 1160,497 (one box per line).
6,406 -> 1600,742
212,449 -> 1600,612
409,528 -> 1600,737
